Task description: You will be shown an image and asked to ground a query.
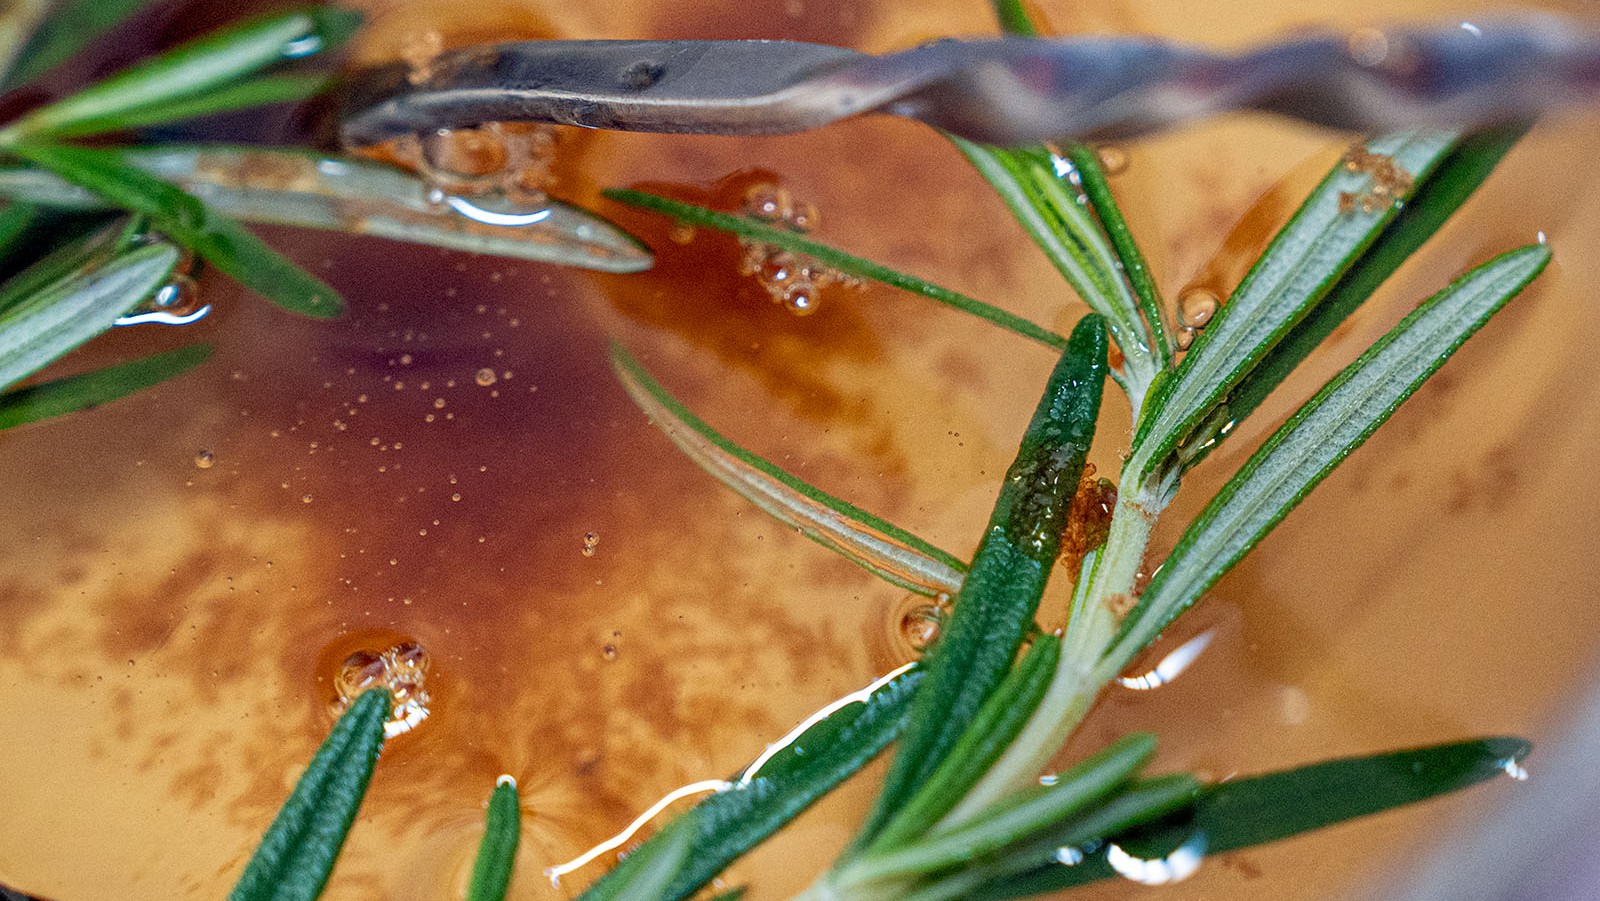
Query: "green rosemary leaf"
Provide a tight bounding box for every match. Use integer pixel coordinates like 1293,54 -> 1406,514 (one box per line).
858,314 -> 1106,847
841,733 -> 1154,886
900,775 -> 1202,901
226,688 -> 391,901
0,203 -> 47,275
0,147 -> 653,273
990,0 -> 1040,36
1211,124 -> 1529,449
705,887 -> 747,901
1106,244 -> 1550,673
466,778 -> 522,901
1064,143 -> 1173,366
40,74 -> 333,140
3,7 -> 361,142
12,142 -> 344,318
599,824 -> 694,901
962,737 -> 1531,900
951,140 -> 1156,397
575,666 -> 923,901
0,215 -> 127,316
868,635 -> 1060,850
610,342 -> 965,596
2,0 -> 155,90
0,240 -> 177,392
1128,130 -> 1457,480
0,342 -> 209,430
603,187 -> 1066,349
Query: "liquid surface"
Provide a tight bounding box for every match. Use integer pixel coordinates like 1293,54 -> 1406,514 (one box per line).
2,1 -> 1600,900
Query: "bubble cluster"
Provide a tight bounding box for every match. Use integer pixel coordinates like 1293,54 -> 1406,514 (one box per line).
395,122 -> 558,205
736,183 -> 860,316
581,531 -> 600,558
1338,145 -> 1415,214
1173,287 -> 1222,351
331,641 -> 432,738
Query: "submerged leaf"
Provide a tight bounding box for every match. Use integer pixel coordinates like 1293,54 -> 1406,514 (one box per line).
226,688 -> 390,901
0,147 -> 653,273
466,777 -> 522,901
12,142 -> 345,317
604,188 -> 1066,348
858,315 -> 1107,846
1,0 -> 155,90
0,343 -> 210,430
39,74 -> 334,140
0,239 -> 178,392
574,666 -> 923,901
963,737 -> 1532,900
5,7 -> 360,141
1129,131 -> 1458,478
1107,245 -> 1550,672
610,342 -> 965,596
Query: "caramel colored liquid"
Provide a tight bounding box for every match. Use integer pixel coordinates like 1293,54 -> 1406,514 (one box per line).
2,1 -> 1600,900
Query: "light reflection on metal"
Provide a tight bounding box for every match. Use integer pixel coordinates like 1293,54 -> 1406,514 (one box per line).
1115,630 -> 1215,690
446,195 -> 553,226
1106,833 -> 1207,885
543,662 -> 915,885
114,304 -> 212,327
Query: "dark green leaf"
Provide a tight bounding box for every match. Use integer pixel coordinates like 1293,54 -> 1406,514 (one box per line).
0,203 -> 45,274
1107,245 -> 1549,673
1064,143 -> 1173,365
0,342 -> 209,430
0,215 -> 128,317
0,146 -> 654,273
1128,131 -> 1458,480
1211,124 -> 1529,450
226,688 -> 391,901
13,142 -> 344,317
2,0 -> 156,90
841,734 -> 1154,885
0,238 -> 177,391
603,187 -> 1067,350
857,315 -> 1107,847
869,635 -> 1060,850
962,737 -> 1531,900
466,777 -> 522,901
4,7 -> 361,141
575,666 -> 923,901
610,341 -> 965,596
41,74 -> 333,140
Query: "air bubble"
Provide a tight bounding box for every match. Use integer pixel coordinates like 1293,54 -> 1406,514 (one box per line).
1096,145 -> 1129,175
782,280 -> 820,316
475,368 -> 498,387
1177,288 -> 1220,329
330,641 -> 433,738
193,449 -> 216,469
582,531 -> 600,557
744,184 -> 792,221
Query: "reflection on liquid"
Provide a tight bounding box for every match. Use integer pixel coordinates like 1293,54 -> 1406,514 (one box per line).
1106,832 -> 1207,885
1115,630 -> 1215,691
543,663 -> 916,884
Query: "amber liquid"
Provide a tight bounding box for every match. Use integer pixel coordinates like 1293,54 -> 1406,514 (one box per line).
3,0 -> 1600,899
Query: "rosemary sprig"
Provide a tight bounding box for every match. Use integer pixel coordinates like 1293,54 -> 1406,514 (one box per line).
0,342 -> 210,430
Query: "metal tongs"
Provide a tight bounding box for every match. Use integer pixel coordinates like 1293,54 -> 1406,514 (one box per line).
341,14 -> 1600,148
